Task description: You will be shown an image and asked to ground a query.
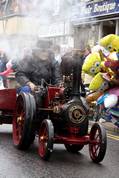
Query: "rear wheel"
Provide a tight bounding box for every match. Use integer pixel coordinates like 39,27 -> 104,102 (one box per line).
38,119 -> 54,160
64,144 -> 84,153
89,123 -> 107,163
13,92 -> 36,150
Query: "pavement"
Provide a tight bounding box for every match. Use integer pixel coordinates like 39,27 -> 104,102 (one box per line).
89,120 -> 119,133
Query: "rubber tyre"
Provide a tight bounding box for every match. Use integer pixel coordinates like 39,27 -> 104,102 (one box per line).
89,123 -> 107,163
13,92 -> 36,150
38,119 -> 54,160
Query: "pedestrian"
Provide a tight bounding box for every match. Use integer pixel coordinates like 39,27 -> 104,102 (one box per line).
60,48 -> 86,97
0,49 -> 8,87
53,44 -> 62,65
84,45 -> 91,58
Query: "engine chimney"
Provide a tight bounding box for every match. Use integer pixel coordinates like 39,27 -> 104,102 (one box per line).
72,50 -> 84,97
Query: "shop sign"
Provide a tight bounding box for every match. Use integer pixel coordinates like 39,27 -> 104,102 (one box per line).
71,0 -> 119,22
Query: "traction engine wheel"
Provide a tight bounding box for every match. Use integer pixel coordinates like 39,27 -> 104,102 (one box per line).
38,119 -> 54,160
89,123 -> 107,163
65,144 -> 84,153
13,92 -> 36,150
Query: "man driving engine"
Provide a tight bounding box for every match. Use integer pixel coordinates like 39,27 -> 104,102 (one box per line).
15,40 -> 62,93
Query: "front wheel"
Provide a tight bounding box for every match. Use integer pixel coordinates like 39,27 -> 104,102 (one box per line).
89,123 -> 107,163
64,144 -> 84,153
38,119 -> 54,160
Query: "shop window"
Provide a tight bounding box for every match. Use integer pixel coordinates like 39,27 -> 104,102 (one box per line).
0,0 -> 6,16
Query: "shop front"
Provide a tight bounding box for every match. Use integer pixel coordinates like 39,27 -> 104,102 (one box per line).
71,0 -> 119,48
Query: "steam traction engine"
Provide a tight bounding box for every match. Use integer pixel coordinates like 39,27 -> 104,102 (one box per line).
12,53 -> 107,163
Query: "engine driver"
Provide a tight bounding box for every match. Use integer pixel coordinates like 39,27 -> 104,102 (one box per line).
15,39 -> 62,93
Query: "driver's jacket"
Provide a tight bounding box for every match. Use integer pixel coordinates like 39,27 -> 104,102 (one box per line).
15,55 -> 62,86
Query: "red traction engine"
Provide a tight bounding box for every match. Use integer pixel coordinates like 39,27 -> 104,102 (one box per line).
0,89 -> 16,125
0,69 -> 16,125
12,54 -> 107,163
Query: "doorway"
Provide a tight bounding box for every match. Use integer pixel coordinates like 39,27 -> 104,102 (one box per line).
102,20 -> 116,37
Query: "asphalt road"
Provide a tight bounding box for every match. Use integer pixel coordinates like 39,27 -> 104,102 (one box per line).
0,124 -> 119,178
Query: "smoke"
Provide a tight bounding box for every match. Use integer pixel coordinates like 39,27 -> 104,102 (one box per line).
0,38 -> 10,54
0,0 -> 57,61
20,0 -> 54,24
0,0 -> 77,62
2,1 -> 74,61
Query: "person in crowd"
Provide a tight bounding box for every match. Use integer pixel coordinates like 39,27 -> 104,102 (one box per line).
83,45 -> 91,58
53,44 -> 62,65
15,39 -> 62,93
0,49 -> 9,87
60,48 -> 87,97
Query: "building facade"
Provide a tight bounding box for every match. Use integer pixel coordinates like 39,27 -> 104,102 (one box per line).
0,0 -> 75,50
71,0 -> 119,48
1,0 -> 119,51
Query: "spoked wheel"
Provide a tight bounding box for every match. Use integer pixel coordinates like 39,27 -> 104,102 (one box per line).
93,104 -> 105,122
89,123 -> 107,163
38,119 -> 54,160
13,92 -> 36,150
64,144 -> 84,153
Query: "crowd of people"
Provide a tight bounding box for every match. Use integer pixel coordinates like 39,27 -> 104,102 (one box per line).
1,34 -> 119,102
0,38 -> 91,96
